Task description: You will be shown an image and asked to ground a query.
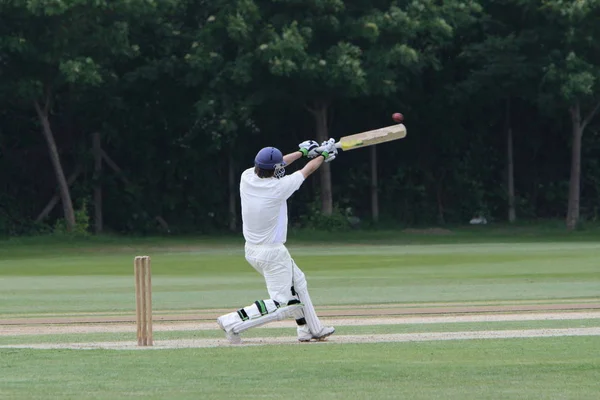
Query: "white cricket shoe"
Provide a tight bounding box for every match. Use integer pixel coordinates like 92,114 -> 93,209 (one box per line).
313,326 -> 335,341
217,316 -> 241,344
297,325 -> 312,342
298,325 -> 335,342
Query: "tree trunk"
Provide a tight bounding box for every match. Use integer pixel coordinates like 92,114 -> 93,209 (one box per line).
311,100 -> 333,216
35,166 -> 82,222
566,103 -> 584,230
566,128 -> 582,229
566,100 -> 600,230
92,132 -> 103,233
34,100 -> 76,231
228,149 -> 237,232
370,146 -> 379,222
436,177 -> 445,225
506,98 -> 516,223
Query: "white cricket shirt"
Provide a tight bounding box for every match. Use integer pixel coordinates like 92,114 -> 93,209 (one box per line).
240,168 -> 305,245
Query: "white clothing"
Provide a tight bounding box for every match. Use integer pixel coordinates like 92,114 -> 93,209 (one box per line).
217,300 -> 303,334
244,242 -> 326,336
244,243 -> 307,304
217,166 -> 329,339
240,168 -> 304,245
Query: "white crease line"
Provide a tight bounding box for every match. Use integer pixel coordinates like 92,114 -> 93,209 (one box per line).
2,327 -> 600,350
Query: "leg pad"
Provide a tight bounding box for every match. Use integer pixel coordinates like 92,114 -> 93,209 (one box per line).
217,300 -> 304,335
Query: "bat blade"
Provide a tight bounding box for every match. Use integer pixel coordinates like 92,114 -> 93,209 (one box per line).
337,124 -> 406,151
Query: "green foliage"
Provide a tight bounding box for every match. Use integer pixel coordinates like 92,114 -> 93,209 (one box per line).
1,0 -> 600,234
544,52 -> 597,101
0,192 -> 52,236
53,199 -> 90,237
59,58 -> 103,85
299,197 -> 351,231
533,0 -> 600,105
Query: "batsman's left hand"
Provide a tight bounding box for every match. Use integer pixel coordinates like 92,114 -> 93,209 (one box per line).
317,138 -> 338,163
298,140 -> 320,158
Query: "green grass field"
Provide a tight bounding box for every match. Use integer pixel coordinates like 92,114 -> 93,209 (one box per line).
2,337 -> 599,400
1,227 -> 600,399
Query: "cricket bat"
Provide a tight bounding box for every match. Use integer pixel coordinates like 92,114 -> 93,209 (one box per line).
316,123 -> 407,152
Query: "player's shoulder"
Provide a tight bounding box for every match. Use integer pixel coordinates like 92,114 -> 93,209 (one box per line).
277,170 -> 304,189
282,170 -> 305,182
241,167 -> 254,180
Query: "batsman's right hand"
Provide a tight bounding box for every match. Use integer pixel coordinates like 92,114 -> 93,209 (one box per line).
318,138 -> 338,163
298,140 -> 320,158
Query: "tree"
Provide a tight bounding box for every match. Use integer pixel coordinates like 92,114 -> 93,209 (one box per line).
255,0 -> 481,215
182,0 -> 263,231
458,6 -> 542,222
534,0 -> 600,230
0,0 -> 167,231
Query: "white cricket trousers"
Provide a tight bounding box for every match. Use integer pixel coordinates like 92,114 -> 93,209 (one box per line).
244,243 -> 307,303
244,242 -> 325,334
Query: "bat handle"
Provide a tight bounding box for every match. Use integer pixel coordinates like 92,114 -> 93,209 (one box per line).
314,141 -> 341,153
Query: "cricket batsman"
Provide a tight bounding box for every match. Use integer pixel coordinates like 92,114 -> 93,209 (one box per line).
217,138 -> 339,344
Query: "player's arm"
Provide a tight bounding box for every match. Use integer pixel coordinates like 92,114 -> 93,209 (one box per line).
278,139 -> 338,199
283,140 -> 320,165
282,151 -> 303,166
299,139 -> 337,179
283,139 -> 321,166
299,155 -> 324,179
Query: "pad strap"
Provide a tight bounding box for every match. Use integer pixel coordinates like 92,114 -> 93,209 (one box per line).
232,303 -> 304,334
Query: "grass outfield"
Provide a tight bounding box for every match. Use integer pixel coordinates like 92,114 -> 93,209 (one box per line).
2,337 -> 600,399
0,238 -> 598,314
1,229 -> 600,399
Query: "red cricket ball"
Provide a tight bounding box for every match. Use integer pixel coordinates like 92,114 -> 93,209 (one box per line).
392,112 -> 404,123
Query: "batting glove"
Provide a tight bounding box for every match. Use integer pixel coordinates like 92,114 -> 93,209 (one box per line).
318,138 -> 338,163
298,140 -> 320,158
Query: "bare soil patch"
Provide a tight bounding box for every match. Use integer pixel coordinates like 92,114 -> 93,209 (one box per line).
2,302 -> 599,325
3,303 -> 600,350
2,311 -> 600,336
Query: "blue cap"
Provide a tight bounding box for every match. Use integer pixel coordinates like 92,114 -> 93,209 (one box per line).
254,147 -> 285,169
